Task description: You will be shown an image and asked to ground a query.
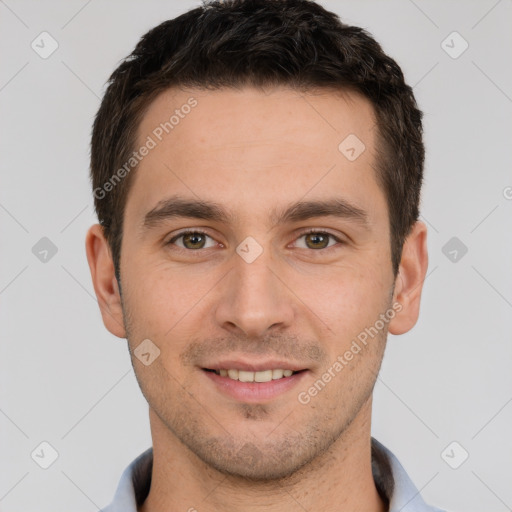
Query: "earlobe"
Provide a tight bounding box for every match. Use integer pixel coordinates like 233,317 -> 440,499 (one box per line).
388,221 -> 428,336
85,224 -> 127,338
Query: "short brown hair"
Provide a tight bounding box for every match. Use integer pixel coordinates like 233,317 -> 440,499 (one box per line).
90,0 -> 424,280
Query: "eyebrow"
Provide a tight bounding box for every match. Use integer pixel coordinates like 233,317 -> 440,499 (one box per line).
141,194 -> 370,231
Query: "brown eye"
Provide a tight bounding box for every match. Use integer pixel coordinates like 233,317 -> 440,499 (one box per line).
295,231 -> 340,250
304,232 -> 330,249
182,232 -> 206,249
168,231 -> 216,250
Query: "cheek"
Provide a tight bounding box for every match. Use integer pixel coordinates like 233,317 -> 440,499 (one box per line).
298,261 -> 391,345
123,258 -> 195,322
121,258 -> 217,361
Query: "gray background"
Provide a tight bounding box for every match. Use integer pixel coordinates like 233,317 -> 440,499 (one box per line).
1,0 -> 511,511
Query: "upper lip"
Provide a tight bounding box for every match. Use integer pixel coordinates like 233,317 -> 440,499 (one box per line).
202,358 -> 307,372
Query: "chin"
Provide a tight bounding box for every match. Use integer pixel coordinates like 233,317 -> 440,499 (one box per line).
190,436 -> 321,482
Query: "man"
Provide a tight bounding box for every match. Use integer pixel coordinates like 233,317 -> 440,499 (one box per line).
85,0 -> 445,510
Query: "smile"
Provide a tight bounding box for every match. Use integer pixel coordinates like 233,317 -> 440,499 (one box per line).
202,367 -> 308,402
206,368 -> 298,382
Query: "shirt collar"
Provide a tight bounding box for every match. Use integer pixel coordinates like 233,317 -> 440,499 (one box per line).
102,437 -> 445,512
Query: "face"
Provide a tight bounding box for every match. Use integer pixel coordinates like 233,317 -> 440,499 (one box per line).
111,86 -> 400,479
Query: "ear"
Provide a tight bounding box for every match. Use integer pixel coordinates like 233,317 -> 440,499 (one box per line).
388,221 -> 428,335
85,224 -> 126,338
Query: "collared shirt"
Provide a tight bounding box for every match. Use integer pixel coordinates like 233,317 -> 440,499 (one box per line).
101,437 -> 446,511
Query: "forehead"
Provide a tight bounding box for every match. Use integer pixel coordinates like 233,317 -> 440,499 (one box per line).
139,85 -> 376,155
126,86 -> 384,227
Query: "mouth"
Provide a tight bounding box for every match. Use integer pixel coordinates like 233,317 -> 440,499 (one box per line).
203,368 -> 304,382
201,366 -> 309,402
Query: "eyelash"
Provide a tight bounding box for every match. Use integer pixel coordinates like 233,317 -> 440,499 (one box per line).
166,228 -> 344,253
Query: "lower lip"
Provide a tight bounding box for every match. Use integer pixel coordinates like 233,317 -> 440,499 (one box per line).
202,369 -> 309,403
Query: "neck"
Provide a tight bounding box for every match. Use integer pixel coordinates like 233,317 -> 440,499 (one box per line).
140,399 -> 387,512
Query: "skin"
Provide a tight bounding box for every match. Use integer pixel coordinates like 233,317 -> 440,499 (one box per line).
86,86 -> 428,512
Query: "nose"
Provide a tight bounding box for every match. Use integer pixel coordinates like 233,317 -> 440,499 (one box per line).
214,248 -> 295,340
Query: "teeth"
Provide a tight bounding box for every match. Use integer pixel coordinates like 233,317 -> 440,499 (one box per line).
255,370 -> 273,382
227,369 -> 239,380
272,369 -> 284,379
238,370 -> 254,382
213,369 -> 297,382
